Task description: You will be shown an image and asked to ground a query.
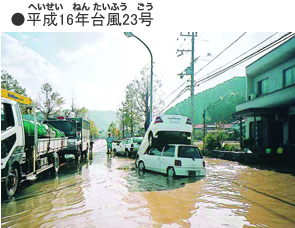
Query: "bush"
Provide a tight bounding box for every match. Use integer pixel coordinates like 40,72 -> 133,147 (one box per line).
222,144 -> 236,151
204,130 -> 228,150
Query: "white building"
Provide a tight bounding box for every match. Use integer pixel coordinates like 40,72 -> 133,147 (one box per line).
233,36 -> 295,154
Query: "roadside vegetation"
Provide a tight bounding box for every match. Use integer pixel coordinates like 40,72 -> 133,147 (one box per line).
1,70 -> 100,139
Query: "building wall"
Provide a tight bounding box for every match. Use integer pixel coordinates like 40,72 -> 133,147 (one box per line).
247,58 -> 295,100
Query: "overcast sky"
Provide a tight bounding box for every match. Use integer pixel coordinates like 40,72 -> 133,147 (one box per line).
1,32 -> 288,112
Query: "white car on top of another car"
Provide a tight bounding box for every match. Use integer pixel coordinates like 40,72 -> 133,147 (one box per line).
137,144 -> 206,177
137,115 -> 193,157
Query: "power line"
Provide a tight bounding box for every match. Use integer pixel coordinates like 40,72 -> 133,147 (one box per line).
194,32 -> 295,86
194,32 -> 247,76
161,32 -> 294,114
197,32 -> 279,81
163,81 -> 186,101
158,86 -> 189,115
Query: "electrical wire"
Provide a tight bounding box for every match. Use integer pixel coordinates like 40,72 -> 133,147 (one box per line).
194,32 -> 294,86
194,32 -> 247,76
196,32 -> 279,81
158,86 -> 189,115
163,81 -> 186,101
161,32 -> 294,114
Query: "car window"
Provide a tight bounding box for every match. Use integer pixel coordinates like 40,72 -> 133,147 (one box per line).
1,103 -> 15,132
127,139 -> 131,144
148,148 -> 162,156
178,146 -> 202,159
163,146 -> 175,157
133,137 -> 143,143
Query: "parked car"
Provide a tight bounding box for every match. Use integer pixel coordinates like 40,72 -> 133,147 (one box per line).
113,137 -> 143,157
137,115 -> 193,157
136,144 -> 206,177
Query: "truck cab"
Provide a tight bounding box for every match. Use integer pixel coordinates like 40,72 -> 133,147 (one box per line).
44,117 -> 90,162
1,89 -> 68,199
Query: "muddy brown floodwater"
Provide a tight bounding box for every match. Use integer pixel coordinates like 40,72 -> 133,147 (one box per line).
1,140 -> 295,227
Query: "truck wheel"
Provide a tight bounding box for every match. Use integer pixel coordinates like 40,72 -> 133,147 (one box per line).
50,154 -> 59,176
2,164 -> 19,199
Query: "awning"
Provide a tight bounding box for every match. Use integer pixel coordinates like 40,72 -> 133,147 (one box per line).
232,107 -> 288,119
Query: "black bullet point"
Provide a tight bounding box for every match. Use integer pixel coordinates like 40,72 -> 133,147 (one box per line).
12,13 -> 25,26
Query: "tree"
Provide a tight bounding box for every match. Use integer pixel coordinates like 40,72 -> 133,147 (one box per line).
108,121 -> 119,139
75,107 -> 88,118
206,92 -> 246,124
1,70 -> 27,96
35,83 -> 65,120
132,65 -> 164,123
90,119 -> 99,139
118,65 -> 164,135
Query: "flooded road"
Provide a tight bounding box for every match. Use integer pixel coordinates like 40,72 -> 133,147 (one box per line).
2,140 -> 295,227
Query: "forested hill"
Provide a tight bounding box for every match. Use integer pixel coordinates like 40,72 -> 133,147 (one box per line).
165,77 -> 246,124
87,110 -> 116,134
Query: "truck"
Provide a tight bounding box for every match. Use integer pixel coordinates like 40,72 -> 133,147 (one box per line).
1,89 -> 68,199
44,117 -> 90,162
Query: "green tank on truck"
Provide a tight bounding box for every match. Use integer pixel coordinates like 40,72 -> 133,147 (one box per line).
1,89 -> 68,199
44,117 -> 90,162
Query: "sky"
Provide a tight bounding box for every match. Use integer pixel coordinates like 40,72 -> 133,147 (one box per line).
1,32 -> 289,113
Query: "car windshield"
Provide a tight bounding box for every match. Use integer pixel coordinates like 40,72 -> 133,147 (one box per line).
45,121 -> 76,136
133,137 -> 143,143
178,146 -> 202,159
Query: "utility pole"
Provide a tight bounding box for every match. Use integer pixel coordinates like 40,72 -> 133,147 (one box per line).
177,32 -> 197,144
203,110 -> 206,151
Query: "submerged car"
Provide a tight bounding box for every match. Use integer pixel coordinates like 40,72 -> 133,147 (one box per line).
113,137 -> 143,157
136,144 -> 206,177
137,115 -> 192,157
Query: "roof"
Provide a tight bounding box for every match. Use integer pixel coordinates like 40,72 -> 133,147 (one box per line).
194,123 -> 234,129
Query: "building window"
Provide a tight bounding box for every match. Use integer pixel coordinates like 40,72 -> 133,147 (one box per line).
257,78 -> 269,96
283,65 -> 295,87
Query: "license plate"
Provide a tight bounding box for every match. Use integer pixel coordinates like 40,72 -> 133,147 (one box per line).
188,171 -> 196,176
169,118 -> 180,123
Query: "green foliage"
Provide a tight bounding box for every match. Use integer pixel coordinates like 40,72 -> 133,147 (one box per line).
222,144 -> 237,151
89,119 -> 99,139
116,65 -> 164,137
75,106 -> 88,118
204,130 -> 228,150
165,77 -> 246,124
206,91 -> 246,123
108,121 -> 119,139
34,83 -> 65,120
1,70 -> 27,96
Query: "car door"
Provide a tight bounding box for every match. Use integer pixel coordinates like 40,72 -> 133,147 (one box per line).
118,140 -> 126,153
160,145 -> 176,173
143,148 -> 159,171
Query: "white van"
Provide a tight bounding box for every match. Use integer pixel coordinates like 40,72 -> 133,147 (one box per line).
136,144 -> 206,177
137,115 -> 193,157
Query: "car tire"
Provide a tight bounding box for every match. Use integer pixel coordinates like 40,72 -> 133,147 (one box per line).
113,149 -> 117,156
138,161 -> 145,171
2,164 -> 19,199
167,167 -> 175,177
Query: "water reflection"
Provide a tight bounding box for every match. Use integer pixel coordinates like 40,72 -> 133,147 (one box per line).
2,141 -> 295,228
127,169 -> 205,192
